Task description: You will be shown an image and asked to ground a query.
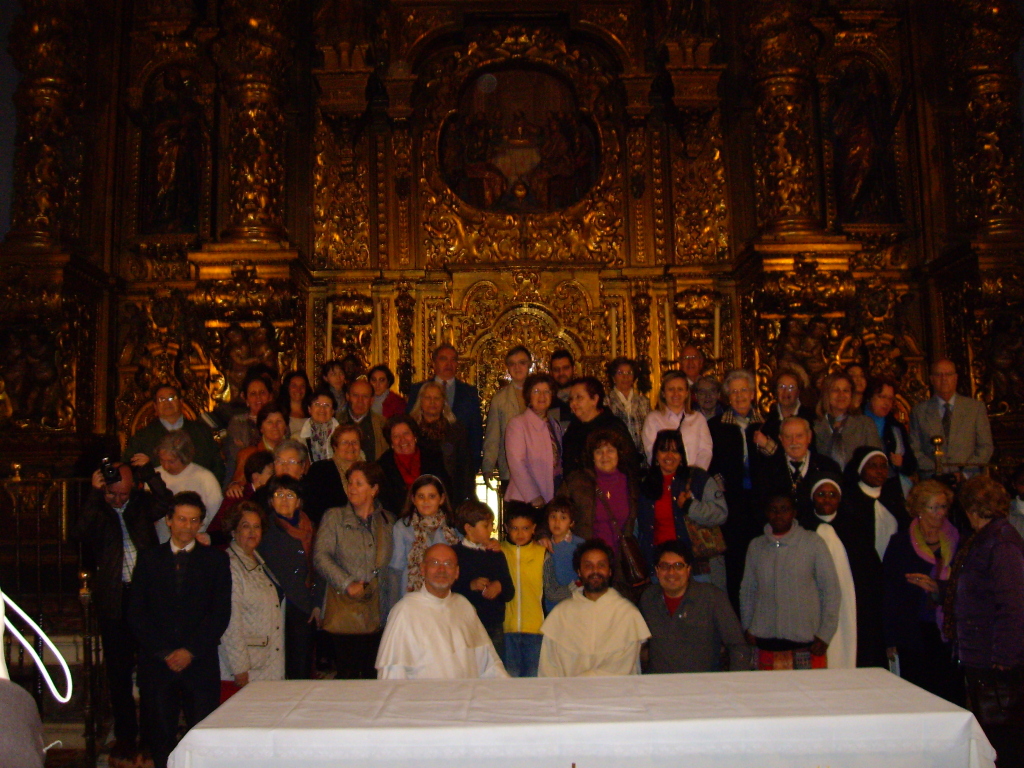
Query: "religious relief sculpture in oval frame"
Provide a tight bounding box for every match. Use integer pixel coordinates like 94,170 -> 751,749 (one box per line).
420,27 -> 626,267
439,66 -> 600,215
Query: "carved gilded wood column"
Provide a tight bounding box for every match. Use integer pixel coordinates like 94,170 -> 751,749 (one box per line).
954,0 -> 1024,237
746,1 -> 823,236
214,0 -> 291,244
4,0 -> 86,252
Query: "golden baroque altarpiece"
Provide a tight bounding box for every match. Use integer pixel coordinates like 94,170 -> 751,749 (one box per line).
2,0 -> 1024,474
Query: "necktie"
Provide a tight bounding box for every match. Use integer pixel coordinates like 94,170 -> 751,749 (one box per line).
174,549 -> 189,591
790,460 -> 802,488
942,403 -> 952,442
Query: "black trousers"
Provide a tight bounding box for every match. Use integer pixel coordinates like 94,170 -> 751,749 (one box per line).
99,585 -> 140,747
332,631 -> 382,680
138,660 -> 219,768
964,666 -> 1024,768
284,602 -> 315,680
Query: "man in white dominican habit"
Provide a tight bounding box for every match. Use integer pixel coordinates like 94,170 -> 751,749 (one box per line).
376,543 -> 508,680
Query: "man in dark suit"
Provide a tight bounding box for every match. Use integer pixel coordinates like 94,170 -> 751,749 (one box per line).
408,343 -> 483,475
757,416 -> 840,519
75,460 -> 171,761
124,384 -> 225,484
129,492 -> 231,768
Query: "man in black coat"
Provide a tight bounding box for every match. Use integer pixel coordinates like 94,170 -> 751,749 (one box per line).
75,459 -> 172,759
757,416 -> 840,519
129,491 -> 231,768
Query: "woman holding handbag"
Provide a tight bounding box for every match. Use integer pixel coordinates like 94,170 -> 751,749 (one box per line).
636,429 -> 729,592
557,428 -> 645,598
313,461 -> 394,679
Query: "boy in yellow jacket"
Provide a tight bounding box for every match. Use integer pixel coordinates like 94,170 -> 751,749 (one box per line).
500,505 -> 547,676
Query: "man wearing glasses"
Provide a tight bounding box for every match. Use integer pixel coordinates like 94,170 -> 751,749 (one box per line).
639,539 -> 750,673
760,371 -> 817,448
376,544 -> 508,679
125,384 -> 225,483
757,416 -> 839,519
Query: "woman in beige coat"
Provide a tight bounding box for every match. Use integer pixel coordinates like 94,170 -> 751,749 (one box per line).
219,501 -> 285,694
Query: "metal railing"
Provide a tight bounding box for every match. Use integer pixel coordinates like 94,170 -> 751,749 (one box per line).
0,468 -> 100,758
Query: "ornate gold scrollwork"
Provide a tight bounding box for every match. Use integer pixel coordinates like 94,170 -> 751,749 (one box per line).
419,26 -> 625,267
313,113 -> 371,269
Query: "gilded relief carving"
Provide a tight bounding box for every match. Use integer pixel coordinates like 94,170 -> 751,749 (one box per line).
329,292 -> 374,365
313,113 -> 371,269
395,284 -> 415,392
419,26 -> 625,267
672,111 -> 728,263
6,0 -> 86,249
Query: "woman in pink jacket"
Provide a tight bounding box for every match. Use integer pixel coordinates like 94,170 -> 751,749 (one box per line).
504,373 -> 564,511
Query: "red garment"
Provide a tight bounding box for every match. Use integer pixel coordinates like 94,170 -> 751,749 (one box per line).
394,450 -> 422,487
663,593 -> 684,616
653,473 -> 676,545
382,391 -> 407,419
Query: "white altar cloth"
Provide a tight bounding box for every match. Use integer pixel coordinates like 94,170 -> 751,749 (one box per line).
168,668 -> 995,768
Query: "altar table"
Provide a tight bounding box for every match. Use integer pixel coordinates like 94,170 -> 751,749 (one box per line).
168,668 -> 995,768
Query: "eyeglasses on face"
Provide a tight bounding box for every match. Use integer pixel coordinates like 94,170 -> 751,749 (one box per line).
156,396 -> 178,403
424,559 -> 456,568
655,561 -> 689,572
272,491 -> 298,501
275,458 -> 303,466
311,402 -> 333,409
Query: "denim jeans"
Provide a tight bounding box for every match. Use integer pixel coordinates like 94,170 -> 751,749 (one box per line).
502,632 -> 542,677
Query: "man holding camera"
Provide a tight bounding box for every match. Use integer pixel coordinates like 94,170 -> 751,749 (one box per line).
76,455 -> 173,763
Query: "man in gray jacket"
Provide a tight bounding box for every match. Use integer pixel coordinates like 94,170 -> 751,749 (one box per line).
740,493 -> 840,670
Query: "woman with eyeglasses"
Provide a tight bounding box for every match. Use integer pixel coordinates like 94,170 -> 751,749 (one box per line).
505,373 -> 564,510
299,391 -> 340,463
882,479 -> 960,702
257,475 -> 322,679
799,472 -> 858,669
636,429 -> 728,591
314,461 -> 393,679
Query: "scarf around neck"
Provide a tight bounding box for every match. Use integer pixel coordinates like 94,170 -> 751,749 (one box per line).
405,512 -> 460,593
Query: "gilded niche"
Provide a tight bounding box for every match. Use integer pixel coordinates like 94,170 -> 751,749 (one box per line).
420,26 -> 625,267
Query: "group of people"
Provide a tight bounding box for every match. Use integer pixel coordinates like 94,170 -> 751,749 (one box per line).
76,343 -> 1024,767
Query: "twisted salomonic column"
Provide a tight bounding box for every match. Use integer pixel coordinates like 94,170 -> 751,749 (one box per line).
746,0 -> 823,236
214,0 -> 291,243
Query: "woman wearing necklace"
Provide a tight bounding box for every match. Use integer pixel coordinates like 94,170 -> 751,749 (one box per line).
219,501 -> 285,698
605,357 -> 651,467
882,479 -> 960,703
814,372 -> 882,470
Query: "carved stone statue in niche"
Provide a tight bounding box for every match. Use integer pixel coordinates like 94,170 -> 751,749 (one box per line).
221,324 -> 257,396
137,66 -> 205,235
439,68 -> 598,213
829,57 -> 902,224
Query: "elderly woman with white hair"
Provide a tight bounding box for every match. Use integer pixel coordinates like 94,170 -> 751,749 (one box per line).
707,369 -> 777,608
154,430 -> 222,542
641,370 -> 712,470
408,380 -> 474,508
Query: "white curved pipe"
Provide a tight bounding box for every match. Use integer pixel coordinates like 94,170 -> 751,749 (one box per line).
1,588 -> 73,703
